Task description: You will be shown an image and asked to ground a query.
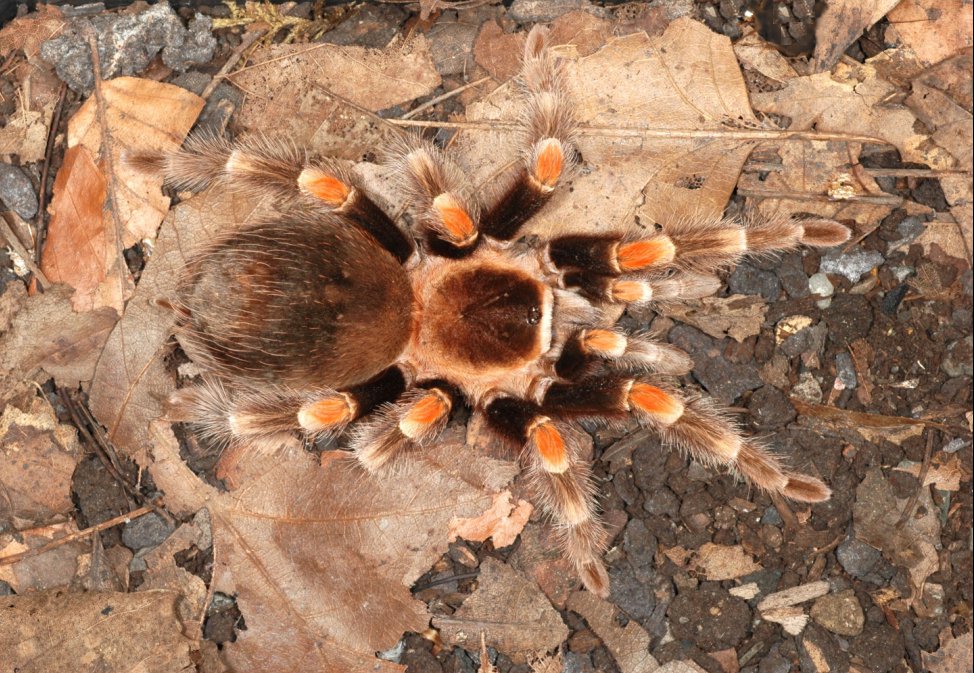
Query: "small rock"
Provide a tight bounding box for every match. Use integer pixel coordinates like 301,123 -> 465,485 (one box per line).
0,164 -> 38,220
824,294 -> 874,344
819,249 -> 884,283
508,0 -> 595,23
747,385 -> 797,429
881,283 -> 909,315
807,272 -> 834,308
162,14 -> 217,71
667,584 -> 752,651
777,253 -> 810,299
761,506 -> 783,525
942,336 -> 973,377
810,589 -> 865,636
622,518 -> 658,582
428,17 -> 479,76
122,512 -> 174,551
798,624 -> 849,673
321,3 -> 407,47
643,485 -> 680,517
834,352 -> 857,389
791,371 -> 823,404
729,262 -> 781,301
608,561 -> 657,625
836,539 -> 881,579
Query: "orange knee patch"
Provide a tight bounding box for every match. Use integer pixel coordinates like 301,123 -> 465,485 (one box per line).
298,394 -> 354,432
628,383 -> 684,425
582,330 -> 627,357
610,280 -> 652,304
532,138 -> 564,188
616,238 -> 676,271
531,419 -> 569,473
432,193 -> 476,243
399,392 -> 451,440
298,168 -> 351,207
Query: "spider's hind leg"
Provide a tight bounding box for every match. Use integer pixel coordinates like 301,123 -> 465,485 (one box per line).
130,133 -> 415,263
480,25 -> 578,242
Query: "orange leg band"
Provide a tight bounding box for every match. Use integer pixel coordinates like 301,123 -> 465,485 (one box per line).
616,238 -> 676,271
628,383 -> 684,425
298,168 -> 351,207
298,394 -> 355,432
432,193 -> 476,243
531,419 -> 569,474
399,391 -> 451,440
533,138 -> 564,189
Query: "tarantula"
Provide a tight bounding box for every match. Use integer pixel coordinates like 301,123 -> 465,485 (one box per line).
136,26 -> 849,597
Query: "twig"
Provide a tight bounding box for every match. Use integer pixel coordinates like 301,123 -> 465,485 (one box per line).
769,492 -> 799,532
0,505 -> 154,566
386,118 -> 891,145
201,29 -> 266,101
896,428 -> 936,530
0,215 -> 51,285
34,80 -> 68,267
738,188 -> 903,205
401,76 -> 492,120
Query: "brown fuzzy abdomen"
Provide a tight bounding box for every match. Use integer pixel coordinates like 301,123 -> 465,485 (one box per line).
176,214 -> 413,390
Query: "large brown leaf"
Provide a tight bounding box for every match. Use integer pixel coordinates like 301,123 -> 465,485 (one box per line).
150,422 -> 512,672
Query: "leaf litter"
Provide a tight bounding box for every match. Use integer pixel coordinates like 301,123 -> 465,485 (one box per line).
0,2 -> 971,672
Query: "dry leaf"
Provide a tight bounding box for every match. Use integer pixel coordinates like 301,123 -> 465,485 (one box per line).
923,630 -> 974,673
0,98 -> 53,162
0,284 -> 117,388
694,543 -> 761,581
757,580 -> 830,611
138,515 -> 210,635
0,393 -> 82,526
67,77 -> 203,245
0,521 -> 87,591
761,606 -> 809,636
0,590 -> 195,673
89,189 -> 264,463
231,37 -> 440,154
567,590 -> 660,673
663,295 -> 767,343
894,453 -> 969,491
812,0 -> 902,72
887,0 -> 974,66
459,19 -> 765,238
151,422 -> 508,672
434,557 -> 567,663
0,3 -> 65,59
39,144 -> 122,312
449,490 -> 533,548
509,522 -> 579,609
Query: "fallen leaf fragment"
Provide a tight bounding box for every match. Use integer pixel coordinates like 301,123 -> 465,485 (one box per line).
0,393 -> 82,526
449,490 -> 533,548
923,629 -> 973,673
0,284 -> 117,387
894,453 -> 969,491
0,590 -> 195,673
664,295 -> 767,343
757,580 -> 830,612
887,0 -> 974,66
694,543 -> 761,581
760,606 -> 810,636
0,99 -> 52,162
0,3 -> 65,59
434,557 -> 567,664
812,0 -> 902,71
151,422 -> 508,672
67,76 -> 204,245
567,590 -> 659,673
0,521 -> 87,592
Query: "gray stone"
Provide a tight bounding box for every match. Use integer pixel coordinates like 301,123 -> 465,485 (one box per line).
0,164 -> 37,220
121,512 -> 174,551
667,584 -> 752,650
729,262 -> 781,301
942,336 -> 973,377
810,589 -> 865,636
808,272 -> 834,298
40,4 -> 215,94
836,538 -> 881,579
321,3 -> 407,48
779,321 -> 827,359
777,252 -> 810,299
792,370 -> 823,404
819,249 -> 884,283
835,352 -> 857,389
668,324 -> 763,404
761,506 -> 783,525
798,624 -> 849,673
747,385 -> 797,429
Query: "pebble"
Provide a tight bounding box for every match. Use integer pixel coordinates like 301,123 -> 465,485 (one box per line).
824,294 -> 874,344
0,164 -> 38,220
121,512 -> 174,551
791,371 -> 823,404
798,624 -> 849,673
810,590 -> 865,636
668,325 -> 763,404
942,336 -> 973,377
747,385 -> 797,429
819,249 -> 885,283
836,539 -> 881,579
834,352 -> 857,389
761,506 -> 783,526
667,584 -> 752,650
729,262 -> 781,301
777,253 -> 810,299
807,272 -> 834,309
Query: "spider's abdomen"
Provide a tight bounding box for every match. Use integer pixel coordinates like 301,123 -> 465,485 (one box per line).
420,263 -> 551,373
175,214 -> 414,390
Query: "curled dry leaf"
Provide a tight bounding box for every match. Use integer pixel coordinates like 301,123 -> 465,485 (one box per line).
67,76 -> 204,245
449,490 -> 533,548
0,393 -> 82,526
0,590 -> 195,673
230,36 -> 441,154
459,18 -> 765,237
150,422 -> 511,672
663,294 -> 767,343
566,590 -> 660,673
434,557 -> 568,664
0,284 -> 117,388
894,452 -> 969,492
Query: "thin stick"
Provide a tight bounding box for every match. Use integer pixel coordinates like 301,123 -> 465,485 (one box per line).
34,80 -> 68,266
737,188 -> 903,206
0,215 -> 51,284
0,506 -> 154,566
386,117 -> 890,144
401,76 -> 492,120
201,29 -> 265,101
896,429 -> 936,529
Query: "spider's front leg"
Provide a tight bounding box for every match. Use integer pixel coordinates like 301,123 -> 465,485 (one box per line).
130,133 -> 415,263
480,25 -> 578,242
541,375 -> 831,502
555,328 -> 693,381
483,396 -> 610,597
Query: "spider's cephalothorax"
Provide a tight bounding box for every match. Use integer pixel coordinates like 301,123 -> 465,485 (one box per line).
141,27 -> 850,597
